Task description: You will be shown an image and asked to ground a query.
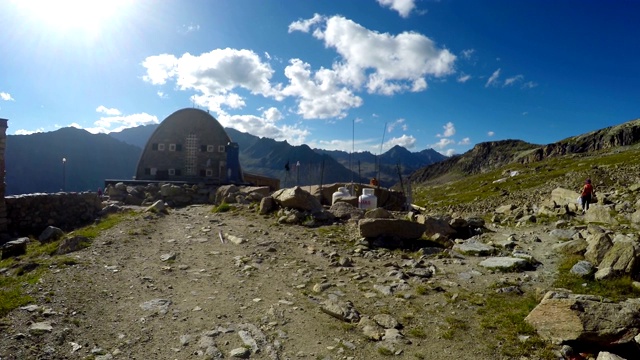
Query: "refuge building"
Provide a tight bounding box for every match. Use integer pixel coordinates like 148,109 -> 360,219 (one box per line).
135,108 -> 243,184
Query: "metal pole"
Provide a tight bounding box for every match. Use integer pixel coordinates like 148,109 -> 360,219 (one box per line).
62,157 -> 67,192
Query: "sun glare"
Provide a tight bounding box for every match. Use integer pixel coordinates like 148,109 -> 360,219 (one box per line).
14,0 -> 131,34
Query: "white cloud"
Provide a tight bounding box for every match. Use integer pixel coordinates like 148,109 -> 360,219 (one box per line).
461,49 -> 475,60
88,112 -> 159,134
377,0 -> 417,18
69,123 -> 82,129
504,74 -> 523,86
291,15 -> 456,96
457,74 -> 471,83
281,59 -> 363,119
142,49 -> 278,112
96,105 -> 122,116
384,134 -> 416,149
308,138 -> 376,152
522,81 -> 537,89
444,149 -> 456,156
182,23 -> 200,33
1,92 -> 14,101
387,118 -> 406,132
288,13 -> 325,33
485,68 -> 501,87
14,128 -> 44,135
218,112 -> 309,145
437,122 -> 455,137
431,138 -> 454,149
458,137 -> 470,145
487,131 -> 495,137
157,91 -> 168,99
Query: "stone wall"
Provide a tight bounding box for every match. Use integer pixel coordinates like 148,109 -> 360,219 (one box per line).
5,192 -> 102,238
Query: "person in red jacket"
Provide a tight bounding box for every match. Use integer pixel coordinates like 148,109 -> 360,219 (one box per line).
580,178 -> 594,213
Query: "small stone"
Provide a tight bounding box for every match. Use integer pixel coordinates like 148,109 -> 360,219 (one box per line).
229,347 -> 250,358
29,322 -> 53,335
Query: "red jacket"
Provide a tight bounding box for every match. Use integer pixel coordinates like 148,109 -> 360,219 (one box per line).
581,183 -> 593,196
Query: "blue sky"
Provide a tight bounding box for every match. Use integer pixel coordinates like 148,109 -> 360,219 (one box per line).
1,0 -> 638,156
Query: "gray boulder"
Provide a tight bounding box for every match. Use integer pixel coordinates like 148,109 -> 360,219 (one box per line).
321,299 -> 360,323
1,237 -> 29,259
584,205 -> 617,225
452,239 -> 495,256
525,290 -> 640,347
570,260 -> 595,278
38,226 -> 64,243
594,237 -> 640,279
359,218 -> 426,240
417,215 -> 457,238
57,236 -> 90,255
272,186 -> 322,213
552,239 -> 588,255
259,196 -> 276,215
328,202 -> 364,220
479,257 -> 529,272
584,233 -> 613,265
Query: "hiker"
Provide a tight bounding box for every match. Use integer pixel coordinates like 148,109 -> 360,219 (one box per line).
579,178 -> 594,213
97,187 -> 103,197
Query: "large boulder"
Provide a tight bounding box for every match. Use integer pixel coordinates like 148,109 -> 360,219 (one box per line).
359,218 -> 426,240
57,236 -> 91,255
417,215 -> 457,238
328,202 -> 364,220
525,291 -> 640,347
584,233 -> 613,265
272,187 -> 322,213
1,237 -> 29,259
584,205 -> 617,225
38,226 -> 64,243
551,187 -> 580,207
594,236 -> 640,280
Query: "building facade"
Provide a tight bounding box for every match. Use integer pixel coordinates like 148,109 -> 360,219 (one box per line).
135,108 -> 243,183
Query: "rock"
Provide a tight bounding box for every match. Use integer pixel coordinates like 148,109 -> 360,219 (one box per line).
140,299 -> 172,315
328,202 -> 364,220
259,196 -> 276,214
38,226 -> 64,243
29,321 -> 53,335
552,239 -> 588,255
596,351 -> 627,360
584,233 -> 613,265
160,253 -> 177,262
550,187 -> 580,206
495,204 -> 516,214
226,234 -> 246,245
373,314 -> 400,329
631,210 -> 640,225
417,215 -> 457,238
549,229 -> 577,240
56,236 -> 90,255
452,239 -> 495,256
449,217 -> 468,228
478,257 -> 529,272
321,299 -> 360,323
229,347 -> 250,358
596,237 -> 640,278
145,200 -> 168,214
584,205 -> 617,225
466,216 -> 485,228
364,207 -> 393,219
525,290 -> 640,348
570,260 -> 595,277
1,237 -> 28,259
272,186 -> 322,212
359,218 -> 426,240
358,317 -> 384,341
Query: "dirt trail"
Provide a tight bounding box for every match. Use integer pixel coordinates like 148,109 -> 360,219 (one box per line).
0,205 -> 561,360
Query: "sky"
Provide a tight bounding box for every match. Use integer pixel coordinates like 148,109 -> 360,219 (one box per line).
0,0 -> 638,156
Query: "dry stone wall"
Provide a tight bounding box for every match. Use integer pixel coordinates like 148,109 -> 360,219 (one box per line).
5,192 -> 102,239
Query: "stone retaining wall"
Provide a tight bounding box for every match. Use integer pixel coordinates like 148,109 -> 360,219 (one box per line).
5,192 -> 102,238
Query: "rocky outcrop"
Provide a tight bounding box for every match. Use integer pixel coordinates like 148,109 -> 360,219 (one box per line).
526,291 -> 640,348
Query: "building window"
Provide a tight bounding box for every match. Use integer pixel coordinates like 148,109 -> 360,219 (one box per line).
207,145 -> 215,152
158,143 -> 165,151
176,144 -> 182,151
150,168 -> 157,175
144,168 -> 151,175
169,144 -> 176,152
152,143 -> 158,151
206,169 -> 213,177
168,169 -> 175,176
218,145 -> 225,153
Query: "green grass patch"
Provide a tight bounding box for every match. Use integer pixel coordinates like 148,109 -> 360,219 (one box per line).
477,292 -> 555,358
71,211 -> 133,239
377,346 -> 394,356
407,327 -> 427,339
212,202 -> 232,213
553,255 -> 640,301
441,316 -> 469,340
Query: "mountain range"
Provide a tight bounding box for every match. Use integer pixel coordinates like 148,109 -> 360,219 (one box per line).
4,124 -> 446,195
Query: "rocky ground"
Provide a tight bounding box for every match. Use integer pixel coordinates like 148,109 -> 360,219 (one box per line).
0,199 -> 577,360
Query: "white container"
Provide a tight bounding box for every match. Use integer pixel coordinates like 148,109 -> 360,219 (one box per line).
332,187 -> 351,205
358,188 -> 377,210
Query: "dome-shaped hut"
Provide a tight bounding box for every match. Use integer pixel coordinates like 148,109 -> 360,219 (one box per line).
135,108 -> 243,183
